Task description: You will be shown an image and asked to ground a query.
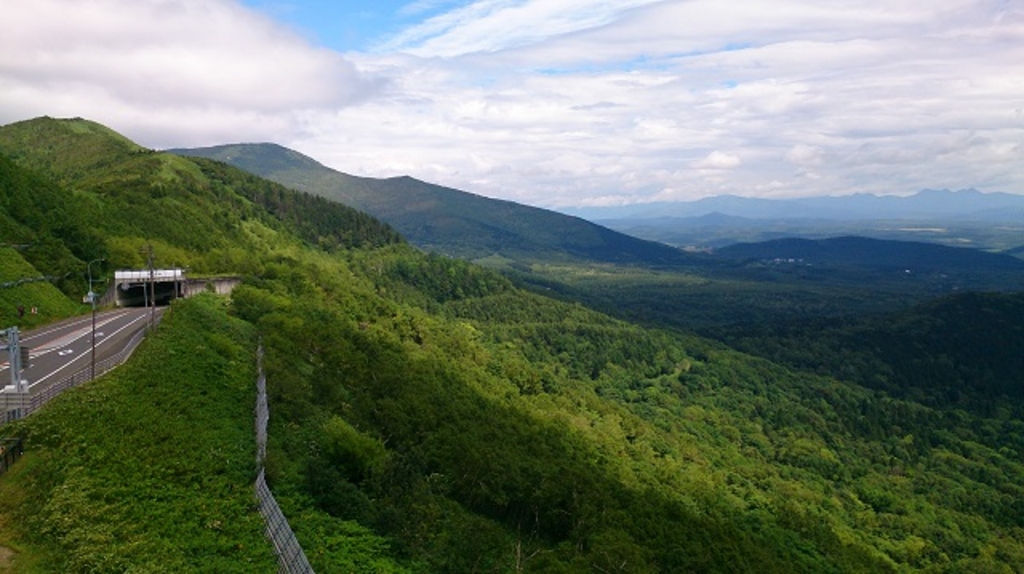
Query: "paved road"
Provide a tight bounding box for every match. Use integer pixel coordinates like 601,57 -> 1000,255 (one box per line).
1,307 -> 162,394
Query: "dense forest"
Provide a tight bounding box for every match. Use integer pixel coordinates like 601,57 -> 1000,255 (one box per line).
1,117 -> 1023,572
708,291 -> 1024,417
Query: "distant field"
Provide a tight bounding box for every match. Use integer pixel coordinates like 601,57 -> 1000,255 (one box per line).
598,218 -> 1024,253
504,237 -> 1024,332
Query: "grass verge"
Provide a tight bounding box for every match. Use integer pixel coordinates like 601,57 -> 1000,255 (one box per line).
0,294 -> 277,573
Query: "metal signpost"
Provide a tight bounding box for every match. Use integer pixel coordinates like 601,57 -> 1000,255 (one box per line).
1,327 -> 30,422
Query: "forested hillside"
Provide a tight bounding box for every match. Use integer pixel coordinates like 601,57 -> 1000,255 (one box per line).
1,117 -> 1023,572
169,143 -> 1024,332
710,291 -> 1024,417
170,143 -> 699,266
0,118 -> 401,288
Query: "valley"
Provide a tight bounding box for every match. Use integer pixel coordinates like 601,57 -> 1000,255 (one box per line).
0,117 -> 1022,572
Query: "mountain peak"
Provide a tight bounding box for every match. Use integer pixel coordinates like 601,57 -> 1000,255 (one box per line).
171,142 -> 699,266
0,116 -> 148,181
167,142 -> 327,174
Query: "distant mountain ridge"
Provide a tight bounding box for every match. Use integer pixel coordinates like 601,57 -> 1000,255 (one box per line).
578,191 -> 1024,253
564,188 -> 1024,222
715,236 -> 1024,272
169,143 -> 697,267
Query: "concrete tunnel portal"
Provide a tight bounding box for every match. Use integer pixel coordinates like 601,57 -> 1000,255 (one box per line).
114,269 -> 185,307
112,269 -> 240,307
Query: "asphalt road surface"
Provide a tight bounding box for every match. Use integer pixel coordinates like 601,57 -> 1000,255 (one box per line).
1,307 -> 162,394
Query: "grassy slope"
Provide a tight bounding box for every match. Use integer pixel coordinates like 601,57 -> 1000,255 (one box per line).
0,117 -> 145,186
0,118 -> 411,572
0,118 -> 401,277
0,296 -> 277,572
0,248 -> 80,329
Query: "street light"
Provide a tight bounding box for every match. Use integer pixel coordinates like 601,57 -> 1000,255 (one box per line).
87,258 -> 104,381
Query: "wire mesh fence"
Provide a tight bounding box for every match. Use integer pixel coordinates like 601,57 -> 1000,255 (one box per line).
255,345 -> 314,574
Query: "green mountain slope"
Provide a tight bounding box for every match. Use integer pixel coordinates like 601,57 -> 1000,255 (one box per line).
168,144 -> 1024,334
1,118 -> 401,278
0,116 -> 145,186
1,117 -> 1023,572
0,245 -> 80,328
169,143 -> 697,266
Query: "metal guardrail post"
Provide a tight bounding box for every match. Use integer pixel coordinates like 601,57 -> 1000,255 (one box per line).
0,437 -> 24,476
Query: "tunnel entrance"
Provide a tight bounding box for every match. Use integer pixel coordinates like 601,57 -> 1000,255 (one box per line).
114,269 -> 186,307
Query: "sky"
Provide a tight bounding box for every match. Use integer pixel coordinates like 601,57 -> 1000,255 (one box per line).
2,0 -> 1023,209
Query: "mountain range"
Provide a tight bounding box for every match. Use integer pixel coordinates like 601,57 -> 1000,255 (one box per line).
563,188 -> 1024,222
715,236 -> 1024,272
166,141 -> 1024,317
561,190 -> 1024,252
168,143 -> 696,267
170,143 -> 1024,273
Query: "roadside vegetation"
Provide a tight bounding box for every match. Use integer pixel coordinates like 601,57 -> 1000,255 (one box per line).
0,295 -> 277,572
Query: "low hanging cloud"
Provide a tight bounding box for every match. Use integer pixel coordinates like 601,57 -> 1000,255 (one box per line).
0,0 -> 384,147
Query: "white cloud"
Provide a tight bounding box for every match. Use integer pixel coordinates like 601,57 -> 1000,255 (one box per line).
0,0 -> 383,147
297,0 -> 1022,206
2,0 -> 1023,206
376,0 -> 665,57
786,144 -> 825,166
694,151 -> 742,170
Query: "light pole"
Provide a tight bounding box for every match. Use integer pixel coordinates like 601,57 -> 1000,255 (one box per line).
87,258 -> 104,381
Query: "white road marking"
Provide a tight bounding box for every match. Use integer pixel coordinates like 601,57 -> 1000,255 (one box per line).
30,312 -> 150,387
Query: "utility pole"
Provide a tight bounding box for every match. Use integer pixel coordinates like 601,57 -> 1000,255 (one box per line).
87,258 -> 104,381
3,328 -> 22,390
141,244 -> 156,331
147,245 -> 156,330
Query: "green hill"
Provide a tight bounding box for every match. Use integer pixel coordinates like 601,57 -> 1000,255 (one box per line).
0,116 -> 145,187
1,117 -> 1023,572
0,295 -> 281,572
0,245 -> 80,328
169,143 -> 698,266
1,117 -> 401,278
